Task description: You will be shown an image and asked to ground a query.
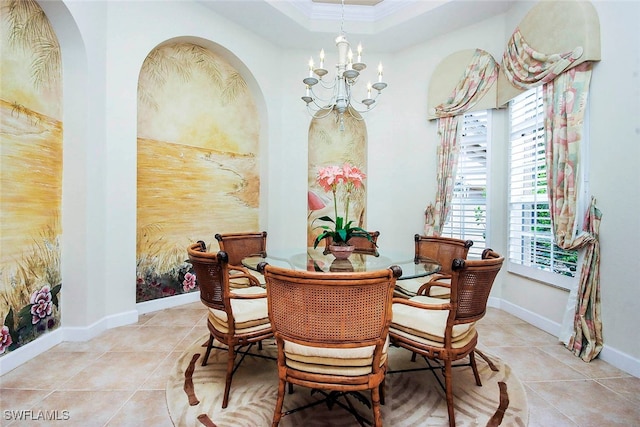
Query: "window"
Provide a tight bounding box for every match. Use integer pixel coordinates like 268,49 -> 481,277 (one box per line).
508,87 -> 578,288
441,110 -> 488,259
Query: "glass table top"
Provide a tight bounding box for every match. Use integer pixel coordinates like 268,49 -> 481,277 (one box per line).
242,247 -> 440,280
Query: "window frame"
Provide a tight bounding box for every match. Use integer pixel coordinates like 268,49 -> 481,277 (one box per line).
506,87 -> 585,290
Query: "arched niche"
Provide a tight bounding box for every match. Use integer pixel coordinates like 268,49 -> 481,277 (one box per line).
427,49 -> 500,120
136,38 -> 262,302
307,108 -> 368,247
1,0 -> 64,359
497,0 -> 601,106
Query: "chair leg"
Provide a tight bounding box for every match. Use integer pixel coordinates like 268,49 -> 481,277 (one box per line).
202,334 -> 214,367
411,352 -> 417,362
371,384 -> 382,427
272,378 -> 286,427
379,378 -> 386,405
444,359 -> 455,427
222,345 -> 236,408
470,350 -> 482,386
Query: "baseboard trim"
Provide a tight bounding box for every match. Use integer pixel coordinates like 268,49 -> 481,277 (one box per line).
488,297 -> 640,378
136,292 -> 200,315
1,294 -> 204,375
0,328 -> 64,375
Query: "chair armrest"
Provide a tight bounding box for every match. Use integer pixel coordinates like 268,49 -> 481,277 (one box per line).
228,264 -> 262,287
416,273 -> 451,295
392,297 -> 452,311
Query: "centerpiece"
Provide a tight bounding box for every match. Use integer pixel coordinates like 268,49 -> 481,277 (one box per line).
312,163 -> 374,259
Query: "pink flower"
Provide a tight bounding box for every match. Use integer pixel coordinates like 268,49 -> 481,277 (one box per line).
183,272 -> 197,292
30,285 -> 53,325
312,162 -> 369,248
0,325 -> 12,354
308,190 -> 326,211
316,165 -> 345,192
162,287 -> 176,296
342,163 -> 366,190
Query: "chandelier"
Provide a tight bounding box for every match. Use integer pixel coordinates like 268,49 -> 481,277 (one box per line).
301,0 -> 387,129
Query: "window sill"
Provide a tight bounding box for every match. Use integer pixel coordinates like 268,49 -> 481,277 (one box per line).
507,262 -> 576,291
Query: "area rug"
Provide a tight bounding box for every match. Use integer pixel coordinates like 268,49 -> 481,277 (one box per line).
166,336 -> 528,426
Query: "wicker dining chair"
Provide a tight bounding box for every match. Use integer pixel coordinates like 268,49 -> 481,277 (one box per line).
323,230 -> 380,254
395,234 -> 473,299
215,231 -> 268,287
389,249 -> 504,427
258,262 -> 402,427
187,241 -> 273,409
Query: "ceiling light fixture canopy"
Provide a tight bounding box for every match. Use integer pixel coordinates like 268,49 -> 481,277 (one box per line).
301,0 -> 387,129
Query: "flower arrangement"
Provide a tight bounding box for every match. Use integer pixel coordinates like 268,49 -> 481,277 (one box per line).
312,163 -> 373,249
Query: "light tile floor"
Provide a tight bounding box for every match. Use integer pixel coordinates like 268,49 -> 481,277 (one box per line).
1,304 -> 639,426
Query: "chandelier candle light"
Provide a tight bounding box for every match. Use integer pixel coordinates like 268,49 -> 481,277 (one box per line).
301,0 -> 387,130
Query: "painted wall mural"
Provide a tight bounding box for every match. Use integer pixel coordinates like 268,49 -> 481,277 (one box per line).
0,0 -> 63,356
137,42 -> 260,302
307,109 -> 367,247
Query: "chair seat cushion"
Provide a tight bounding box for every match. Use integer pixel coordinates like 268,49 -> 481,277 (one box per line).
394,278 -> 424,298
283,337 -> 389,376
390,325 -> 476,349
209,287 -> 269,333
391,295 -> 475,347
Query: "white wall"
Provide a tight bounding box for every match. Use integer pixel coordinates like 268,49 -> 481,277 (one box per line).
5,0 -> 637,377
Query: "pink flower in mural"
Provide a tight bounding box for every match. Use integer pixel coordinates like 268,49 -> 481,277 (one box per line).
162,287 -> 177,296
308,190 -> 326,211
183,272 -> 197,292
0,325 -> 12,354
30,285 -> 53,325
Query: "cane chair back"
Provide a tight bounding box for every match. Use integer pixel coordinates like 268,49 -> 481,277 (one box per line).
395,234 -> 473,299
389,249 -> 504,427
215,231 -> 268,287
258,263 -> 402,427
187,241 -> 273,409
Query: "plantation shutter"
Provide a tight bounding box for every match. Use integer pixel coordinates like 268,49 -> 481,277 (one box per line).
508,87 -> 577,284
442,110 -> 488,259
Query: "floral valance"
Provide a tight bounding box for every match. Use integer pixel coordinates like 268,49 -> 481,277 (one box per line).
430,49 -> 498,119
501,29 -> 584,90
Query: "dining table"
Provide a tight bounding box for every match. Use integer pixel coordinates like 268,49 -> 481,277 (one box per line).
241,246 -> 441,280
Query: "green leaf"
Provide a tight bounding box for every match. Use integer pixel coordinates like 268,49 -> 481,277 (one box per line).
316,216 -> 336,224
18,305 -> 35,330
51,283 -> 62,307
313,231 -> 331,249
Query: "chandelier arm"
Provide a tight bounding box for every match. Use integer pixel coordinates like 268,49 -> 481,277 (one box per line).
307,104 -> 335,119
301,0 -> 386,129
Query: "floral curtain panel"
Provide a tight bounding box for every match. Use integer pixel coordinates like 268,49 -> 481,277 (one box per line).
502,31 -> 602,361
502,29 -> 584,90
429,115 -> 461,235
567,197 -> 603,361
427,49 -> 498,236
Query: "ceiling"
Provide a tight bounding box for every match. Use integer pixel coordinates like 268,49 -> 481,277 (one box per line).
198,0 -> 516,52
